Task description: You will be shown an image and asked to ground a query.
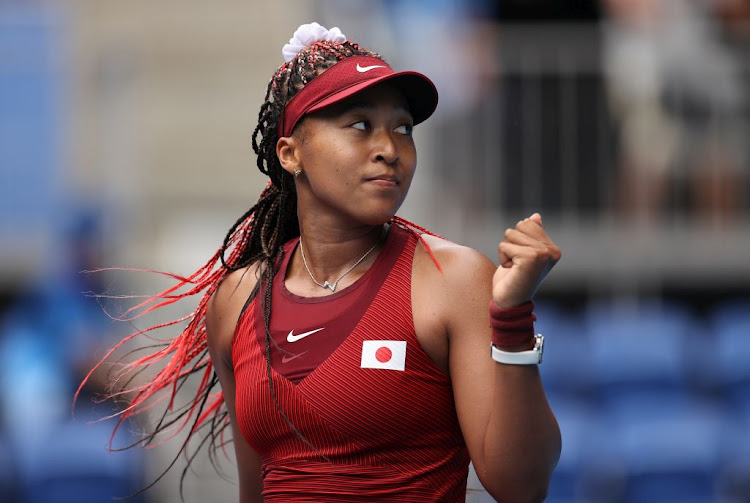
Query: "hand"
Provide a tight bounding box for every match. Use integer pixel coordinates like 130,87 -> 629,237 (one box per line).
492,213 -> 561,309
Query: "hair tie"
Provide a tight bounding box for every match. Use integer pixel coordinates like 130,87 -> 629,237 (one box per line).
282,22 -> 346,63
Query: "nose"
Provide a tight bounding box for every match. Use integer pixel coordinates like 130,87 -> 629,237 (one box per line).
371,130 -> 399,165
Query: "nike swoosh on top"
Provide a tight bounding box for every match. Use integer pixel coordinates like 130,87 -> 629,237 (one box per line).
287,327 -> 325,343
356,63 -> 386,73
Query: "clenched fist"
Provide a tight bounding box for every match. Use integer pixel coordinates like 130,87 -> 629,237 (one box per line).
492,213 -> 561,309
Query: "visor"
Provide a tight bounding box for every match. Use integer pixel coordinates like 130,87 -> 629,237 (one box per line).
279,55 -> 438,138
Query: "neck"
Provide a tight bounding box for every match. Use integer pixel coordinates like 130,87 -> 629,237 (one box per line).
294,218 -> 387,291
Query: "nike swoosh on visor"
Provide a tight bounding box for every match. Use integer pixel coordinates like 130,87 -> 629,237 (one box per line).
356,63 -> 385,73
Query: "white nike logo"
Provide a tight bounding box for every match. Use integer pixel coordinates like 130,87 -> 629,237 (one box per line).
281,351 -> 308,363
287,328 -> 325,343
356,63 -> 385,73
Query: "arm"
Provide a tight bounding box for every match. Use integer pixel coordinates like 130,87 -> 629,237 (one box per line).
419,214 -> 561,502
205,266 -> 265,503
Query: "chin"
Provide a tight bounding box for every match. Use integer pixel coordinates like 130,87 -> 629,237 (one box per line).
358,212 -> 396,227
355,204 -> 402,227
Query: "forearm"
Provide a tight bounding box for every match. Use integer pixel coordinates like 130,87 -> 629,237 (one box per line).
477,363 -> 561,503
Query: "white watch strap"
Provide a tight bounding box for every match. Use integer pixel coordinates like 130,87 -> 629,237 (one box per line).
490,334 -> 544,365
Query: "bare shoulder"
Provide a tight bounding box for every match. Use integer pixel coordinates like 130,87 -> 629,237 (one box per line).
210,263 -> 262,311
206,263 -> 261,360
412,233 -> 497,330
411,233 -> 498,364
415,233 -> 497,287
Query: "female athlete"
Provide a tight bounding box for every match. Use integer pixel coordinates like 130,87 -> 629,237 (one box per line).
80,22 -> 561,503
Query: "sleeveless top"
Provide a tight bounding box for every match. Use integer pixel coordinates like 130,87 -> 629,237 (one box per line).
231,224 -> 470,502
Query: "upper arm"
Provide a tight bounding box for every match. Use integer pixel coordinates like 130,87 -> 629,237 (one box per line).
418,239 -> 559,500
413,237 -> 500,467
442,249 -> 500,468
205,266 -> 265,503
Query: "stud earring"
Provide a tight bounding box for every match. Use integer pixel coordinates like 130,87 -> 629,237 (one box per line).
294,169 -> 302,178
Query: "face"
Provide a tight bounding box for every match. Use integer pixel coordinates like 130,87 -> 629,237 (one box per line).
284,83 -> 417,227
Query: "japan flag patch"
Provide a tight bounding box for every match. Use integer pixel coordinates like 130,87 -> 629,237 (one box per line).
361,340 -> 407,371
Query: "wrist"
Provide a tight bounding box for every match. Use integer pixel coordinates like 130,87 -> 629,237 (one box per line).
491,299 -> 529,310
489,300 -> 536,348
490,334 -> 545,365
495,337 -> 537,353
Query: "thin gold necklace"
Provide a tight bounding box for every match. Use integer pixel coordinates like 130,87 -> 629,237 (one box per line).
299,227 -> 386,292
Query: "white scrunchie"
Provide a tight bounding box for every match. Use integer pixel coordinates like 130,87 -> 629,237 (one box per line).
282,22 -> 346,62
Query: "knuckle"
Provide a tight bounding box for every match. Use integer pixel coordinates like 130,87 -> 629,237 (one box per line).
534,248 -> 551,261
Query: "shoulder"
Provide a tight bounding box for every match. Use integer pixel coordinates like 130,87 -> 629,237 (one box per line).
412,232 -> 497,329
411,232 -> 498,361
206,264 -> 262,363
414,233 -> 497,287
209,263 -> 262,313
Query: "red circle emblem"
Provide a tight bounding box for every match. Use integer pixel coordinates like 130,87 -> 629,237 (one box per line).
375,346 -> 392,363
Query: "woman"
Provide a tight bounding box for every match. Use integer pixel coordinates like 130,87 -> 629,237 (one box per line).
81,22 -> 561,502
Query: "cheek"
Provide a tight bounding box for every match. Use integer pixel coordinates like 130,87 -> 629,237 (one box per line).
300,139 -> 361,192
403,144 -> 417,175
306,135 -> 358,167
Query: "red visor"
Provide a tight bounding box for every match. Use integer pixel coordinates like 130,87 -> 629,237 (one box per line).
279,55 -> 438,138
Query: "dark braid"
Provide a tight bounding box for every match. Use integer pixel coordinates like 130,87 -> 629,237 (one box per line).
218,39 -> 383,309
214,40 -> 382,464
222,40 -> 382,274
77,39 -> 387,502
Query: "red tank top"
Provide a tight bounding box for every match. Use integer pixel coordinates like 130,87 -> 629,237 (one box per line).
232,224 -> 470,502
254,225 -> 402,384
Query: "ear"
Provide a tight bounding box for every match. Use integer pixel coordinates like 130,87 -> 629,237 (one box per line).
276,136 -> 301,176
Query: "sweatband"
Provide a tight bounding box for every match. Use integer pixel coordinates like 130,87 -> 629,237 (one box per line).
489,300 -> 536,347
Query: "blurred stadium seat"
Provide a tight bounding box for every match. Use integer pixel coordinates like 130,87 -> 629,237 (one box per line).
601,393 -> 725,503
708,300 -> 750,416
584,300 -> 695,403
20,414 -> 144,503
544,395 -> 610,503
708,301 -> 750,503
542,298 -> 735,503
535,302 -> 591,399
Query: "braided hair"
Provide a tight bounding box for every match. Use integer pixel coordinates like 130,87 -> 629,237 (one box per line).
221,39 -> 381,272
74,40 -> 391,499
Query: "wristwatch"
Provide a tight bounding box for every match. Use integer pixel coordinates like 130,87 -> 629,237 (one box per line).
490,334 -> 544,365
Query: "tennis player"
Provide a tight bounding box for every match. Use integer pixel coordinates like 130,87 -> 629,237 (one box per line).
80,22 -> 561,503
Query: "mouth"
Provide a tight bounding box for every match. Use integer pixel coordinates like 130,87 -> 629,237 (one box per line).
366,174 -> 400,187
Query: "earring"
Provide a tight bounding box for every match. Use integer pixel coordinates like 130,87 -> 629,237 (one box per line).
294,169 -> 302,178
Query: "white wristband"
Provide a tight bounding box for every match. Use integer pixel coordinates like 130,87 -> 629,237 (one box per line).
490,334 -> 544,365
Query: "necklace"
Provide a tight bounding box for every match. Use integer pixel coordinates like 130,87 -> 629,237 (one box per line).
299,228 -> 385,293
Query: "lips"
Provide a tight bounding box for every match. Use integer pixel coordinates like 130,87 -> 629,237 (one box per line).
366,174 -> 400,186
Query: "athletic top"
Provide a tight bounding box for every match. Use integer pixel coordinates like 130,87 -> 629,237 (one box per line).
231,224 -> 470,502
253,225 -> 402,384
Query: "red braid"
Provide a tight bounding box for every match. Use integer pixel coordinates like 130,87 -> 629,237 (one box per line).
74,34 -> 440,496
74,183 -> 277,453
74,213 -> 441,448
392,215 -> 444,273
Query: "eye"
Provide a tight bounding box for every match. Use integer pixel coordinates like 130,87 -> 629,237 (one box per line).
351,120 -> 368,131
394,123 -> 413,135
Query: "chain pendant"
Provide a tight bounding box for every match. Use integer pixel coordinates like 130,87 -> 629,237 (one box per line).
299,226 -> 387,294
